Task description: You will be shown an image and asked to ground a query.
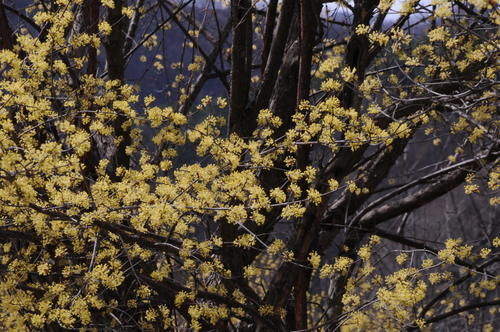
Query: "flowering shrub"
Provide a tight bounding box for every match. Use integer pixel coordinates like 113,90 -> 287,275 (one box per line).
0,0 -> 498,330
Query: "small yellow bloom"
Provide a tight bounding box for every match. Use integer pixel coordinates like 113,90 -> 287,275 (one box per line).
308,251 -> 321,270
396,253 -> 408,265
101,0 -> 114,8
98,21 -> 112,36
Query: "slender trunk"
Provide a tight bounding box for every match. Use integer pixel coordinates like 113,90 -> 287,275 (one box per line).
229,0 -> 253,136
0,2 -> 15,50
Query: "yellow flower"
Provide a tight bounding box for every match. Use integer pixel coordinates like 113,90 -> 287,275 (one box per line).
319,264 -> 334,278
281,203 -> 306,218
355,24 -> 370,35
396,253 -> 408,265
428,26 -> 449,42
464,184 -> 480,195
415,318 -> 426,328
328,178 -> 339,191
333,256 -> 353,273
227,205 -> 247,223
421,258 -> 434,268
493,237 -> 500,247
188,62 -> 201,72
122,6 -> 135,18
101,0 -> 115,8
341,66 -> 357,82
270,188 -> 287,203
233,234 -> 256,248
217,97 -> 227,109
307,188 -> 322,205
267,239 -> 285,254
308,251 -> 321,270
369,31 -> 389,46
98,21 -> 112,36
37,262 -> 51,276
480,248 -> 491,258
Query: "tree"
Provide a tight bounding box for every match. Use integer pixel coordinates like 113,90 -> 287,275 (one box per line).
0,0 -> 498,330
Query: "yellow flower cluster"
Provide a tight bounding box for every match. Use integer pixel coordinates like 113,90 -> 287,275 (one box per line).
437,238 -> 472,264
